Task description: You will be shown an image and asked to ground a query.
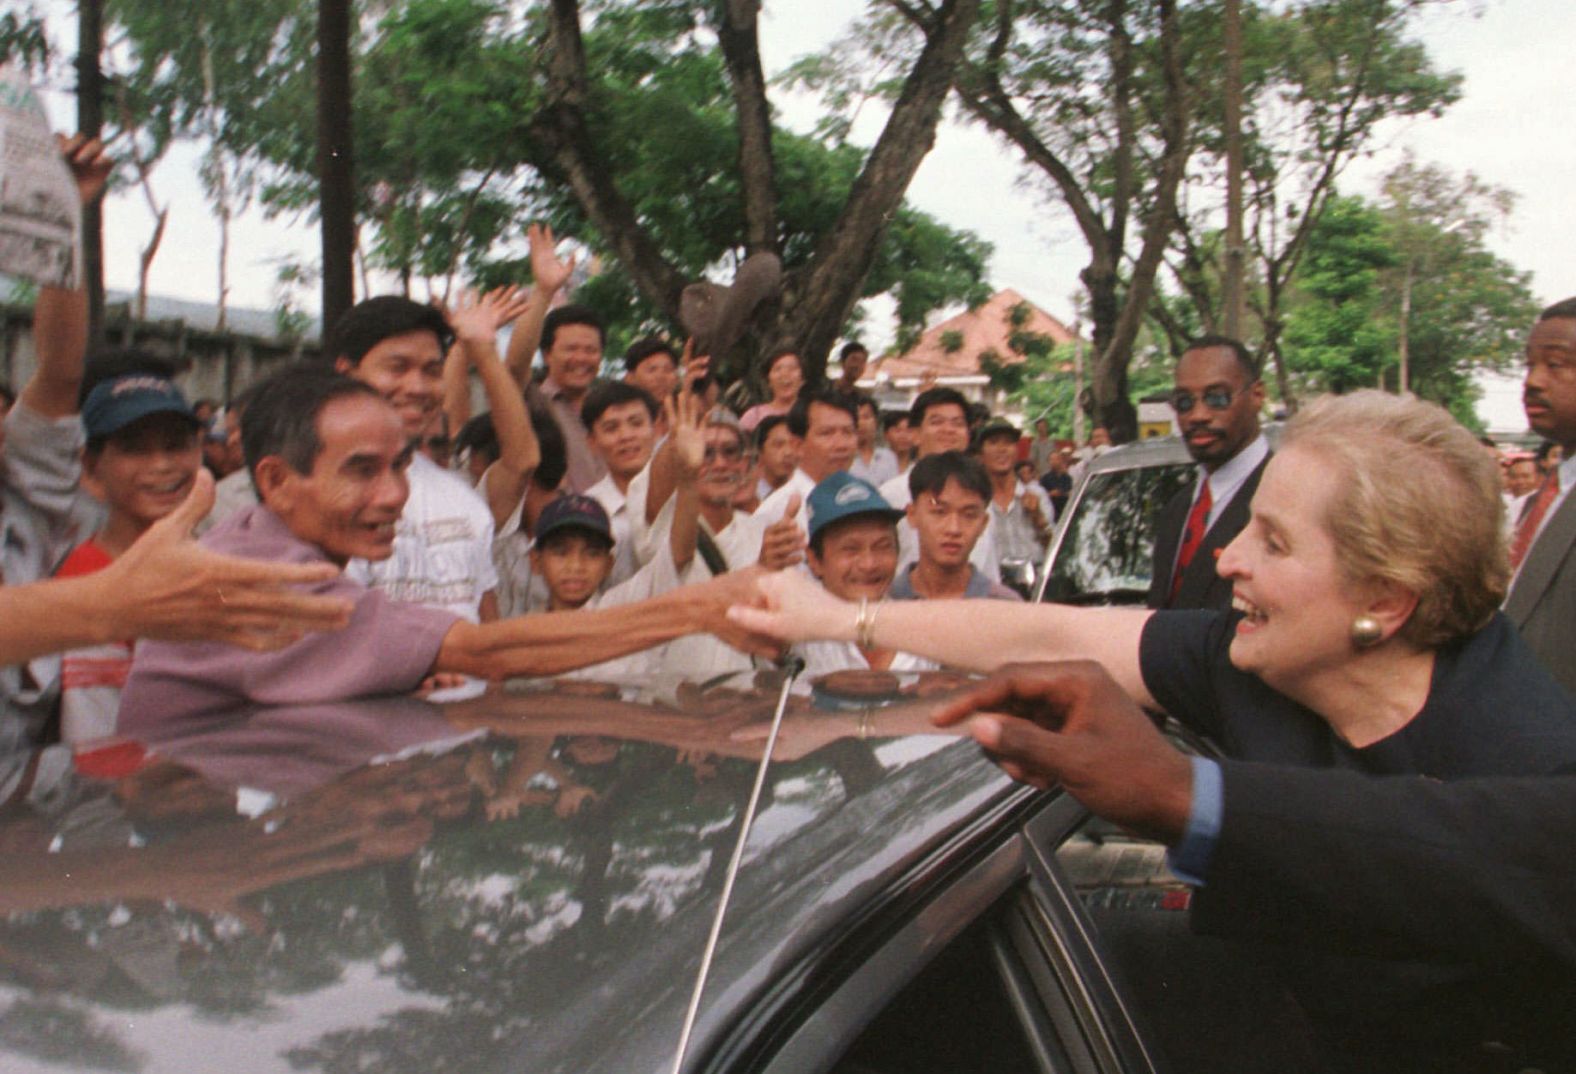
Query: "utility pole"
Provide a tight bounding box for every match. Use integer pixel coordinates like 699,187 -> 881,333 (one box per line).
75,0 -> 105,345
316,0 -> 355,335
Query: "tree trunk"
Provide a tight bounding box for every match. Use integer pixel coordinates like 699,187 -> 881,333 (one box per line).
317,0 -> 356,335
75,0 -> 104,345
772,0 -> 984,380
717,0 -> 778,256
1220,0 -> 1245,338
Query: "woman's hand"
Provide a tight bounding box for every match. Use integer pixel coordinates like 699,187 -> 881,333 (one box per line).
727,568 -> 853,645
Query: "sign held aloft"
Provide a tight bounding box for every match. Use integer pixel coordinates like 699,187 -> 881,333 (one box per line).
0,64 -> 78,289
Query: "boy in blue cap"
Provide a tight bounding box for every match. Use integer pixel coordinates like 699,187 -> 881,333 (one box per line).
56,371 -> 203,741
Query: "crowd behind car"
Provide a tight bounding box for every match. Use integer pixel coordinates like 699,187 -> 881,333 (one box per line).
5,131 -> 1576,1074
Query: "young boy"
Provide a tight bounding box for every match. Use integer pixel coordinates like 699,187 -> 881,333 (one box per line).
56,372 -> 203,741
529,494 -> 684,681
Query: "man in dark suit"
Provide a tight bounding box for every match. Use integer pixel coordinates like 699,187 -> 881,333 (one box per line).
933,662 -> 1576,1071
1505,297 -> 1576,698
1148,336 -> 1269,610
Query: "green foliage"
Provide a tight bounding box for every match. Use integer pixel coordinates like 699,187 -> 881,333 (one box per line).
0,9 -> 49,72
1283,196 -> 1397,393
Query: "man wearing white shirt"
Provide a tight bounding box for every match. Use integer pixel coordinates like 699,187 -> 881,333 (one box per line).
580,381 -> 659,590
879,387 -> 999,579
1147,336 -> 1269,611
754,388 -> 859,538
333,297 -> 499,623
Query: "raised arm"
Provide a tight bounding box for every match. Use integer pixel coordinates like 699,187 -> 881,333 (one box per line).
504,223 -> 576,388
436,567 -> 776,679
731,570 -> 1157,706
449,286 -> 541,528
23,135 -> 112,418
664,389 -> 706,572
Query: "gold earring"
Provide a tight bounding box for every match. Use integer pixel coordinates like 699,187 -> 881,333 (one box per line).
1350,615 -> 1383,648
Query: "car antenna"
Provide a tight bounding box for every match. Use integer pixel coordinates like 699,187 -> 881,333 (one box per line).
669,655 -> 805,1074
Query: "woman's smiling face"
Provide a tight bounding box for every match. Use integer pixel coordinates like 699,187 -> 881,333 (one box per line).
1216,446 -> 1377,691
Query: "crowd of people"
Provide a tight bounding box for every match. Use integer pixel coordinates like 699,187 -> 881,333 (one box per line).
5,132 -> 1576,1071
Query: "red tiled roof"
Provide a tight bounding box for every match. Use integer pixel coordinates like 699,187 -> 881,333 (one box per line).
871,289 -> 1080,379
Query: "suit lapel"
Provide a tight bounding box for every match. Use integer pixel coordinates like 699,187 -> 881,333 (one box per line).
1175,457 -> 1268,608
1505,488 -> 1576,622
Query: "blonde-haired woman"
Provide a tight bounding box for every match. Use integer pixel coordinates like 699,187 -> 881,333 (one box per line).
734,390 -> 1576,779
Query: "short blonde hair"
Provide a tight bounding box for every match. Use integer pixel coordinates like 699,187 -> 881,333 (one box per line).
1281,390 -> 1506,648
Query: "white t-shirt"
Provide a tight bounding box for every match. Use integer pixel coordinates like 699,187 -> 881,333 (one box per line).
346,452 -> 498,622
585,472 -> 640,590
794,638 -> 937,679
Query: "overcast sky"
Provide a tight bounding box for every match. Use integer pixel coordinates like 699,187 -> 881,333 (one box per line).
34,0 -> 1569,428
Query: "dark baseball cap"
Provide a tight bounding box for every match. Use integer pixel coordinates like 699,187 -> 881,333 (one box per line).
82,373 -> 198,441
534,494 -> 614,546
806,472 -> 903,541
976,415 -> 1021,442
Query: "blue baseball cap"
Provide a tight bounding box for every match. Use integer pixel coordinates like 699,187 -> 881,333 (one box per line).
806,471 -> 903,541
82,373 -> 198,441
534,494 -> 614,546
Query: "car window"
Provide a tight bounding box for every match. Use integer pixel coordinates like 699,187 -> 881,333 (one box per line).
1039,464 -> 1192,605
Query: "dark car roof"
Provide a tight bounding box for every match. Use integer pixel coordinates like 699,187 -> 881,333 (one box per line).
0,669 -> 1032,1074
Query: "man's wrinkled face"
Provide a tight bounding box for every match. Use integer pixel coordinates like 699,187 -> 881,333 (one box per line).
259,394 -> 412,565
1524,318 -> 1576,451
545,323 -> 604,397
698,425 -> 746,506
336,329 -> 445,439
588,400 -> 656,482
809,516 -> 898,602
916,403 -> 970,457
1172,346 -> 1263,469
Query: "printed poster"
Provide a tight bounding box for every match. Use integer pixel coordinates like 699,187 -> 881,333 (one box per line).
0,63 -> 78,288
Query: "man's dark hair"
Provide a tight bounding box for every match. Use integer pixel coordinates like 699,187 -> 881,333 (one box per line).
325,296 -> 454,367
1536,439 -> 1562,464
456,413 -> 501,465
80,348 -> 179,404
908,450 -> 990,504
623,336 -> 676,375
242,365 -> 384,481
839,341 -> 868,361
755,412 -> 791,450
788,387 -> 857,438
1182,334 -> 1259,380
880,410 -> 909,433
542,304 -> 606,353
908,386 -> 969,426
853,391 -> 879,418
529,400 -> 569,491
581,381 -> 658,431
229,381 -> 264,420
1538,298 -> 1576,322
762,347 -> 800,378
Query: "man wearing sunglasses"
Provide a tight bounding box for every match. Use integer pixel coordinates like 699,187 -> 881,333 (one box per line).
1148,336 -> 1269,610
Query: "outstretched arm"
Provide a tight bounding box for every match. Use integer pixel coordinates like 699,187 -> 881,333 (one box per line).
730,570 -> 1156,705
504,223 -> 576,388
0,472 -> 350,664
437,567 -> 778,679
664,388 -> 705,572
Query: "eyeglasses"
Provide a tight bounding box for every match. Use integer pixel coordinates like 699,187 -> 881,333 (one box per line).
1170,386 -> 1248,413
702,444 -> 744,463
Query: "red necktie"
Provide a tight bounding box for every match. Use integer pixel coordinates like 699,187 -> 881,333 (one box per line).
1170,480 -> 1213,603
1510,472 -> 1561,570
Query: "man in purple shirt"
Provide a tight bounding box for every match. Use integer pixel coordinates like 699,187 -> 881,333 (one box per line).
119,369 -> 765,735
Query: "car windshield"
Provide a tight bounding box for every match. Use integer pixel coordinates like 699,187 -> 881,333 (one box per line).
1039,461 -> 1193,604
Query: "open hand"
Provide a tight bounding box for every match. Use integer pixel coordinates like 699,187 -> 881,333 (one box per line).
448,285 -> 533,346
527,222 -> 576,296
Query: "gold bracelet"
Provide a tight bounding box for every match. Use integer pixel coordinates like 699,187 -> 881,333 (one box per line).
854,598 -> 879,650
